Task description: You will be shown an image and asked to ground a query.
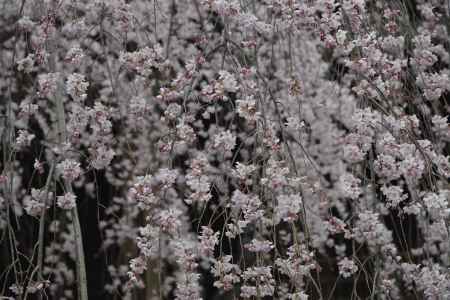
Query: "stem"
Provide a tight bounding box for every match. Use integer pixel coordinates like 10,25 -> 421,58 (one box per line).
71,205 -> 88,300
36,163 -> 56,300
54,79 -> 88,300
37,163 -> 55,281
23,266 -> 39,300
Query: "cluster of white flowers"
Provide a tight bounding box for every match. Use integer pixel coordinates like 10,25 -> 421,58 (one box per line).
211,255 -> 241,291
276,244 -> 318,281
24,189 -> 49,216
201,71 -> 240,102
380,184 -> 408,208
260,158 -> 291,190
119,45 -> 166,76
353,212 -> 393,250
57,159 -> 82,182
241,266 -> 275,298
66,104 -> 89,141
66,73 -> 89,102
422,191 -> 449,220
14,130 -> 35,150
231,190 -> 263,223
232,162 -> 257,185
198,226 -> 218,257
38,72 -> 60,98
172,240 -> 202,300
416,71 -> 450,101
128,175 -> 157,209
57,192 -> 77,210
185,154 -> 212,204
212,130 -> 236,156
338,257 -> 358,278
244,239 -> 274,253
236,96 -> 258,122
89,102 -> 113,136
275,193 -> 302,224
155,208 -> 182,235
136,224 -> 159,259
65,46 -> 85,65
90,145 -> 115,170
128,256 -> 146,286
338,173 -> 361,200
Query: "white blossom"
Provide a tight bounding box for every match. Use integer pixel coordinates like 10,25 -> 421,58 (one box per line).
66,73 -> 89,102
57,159 -> 82,182
338,257 -> 358,278
57,192 -> 77,210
